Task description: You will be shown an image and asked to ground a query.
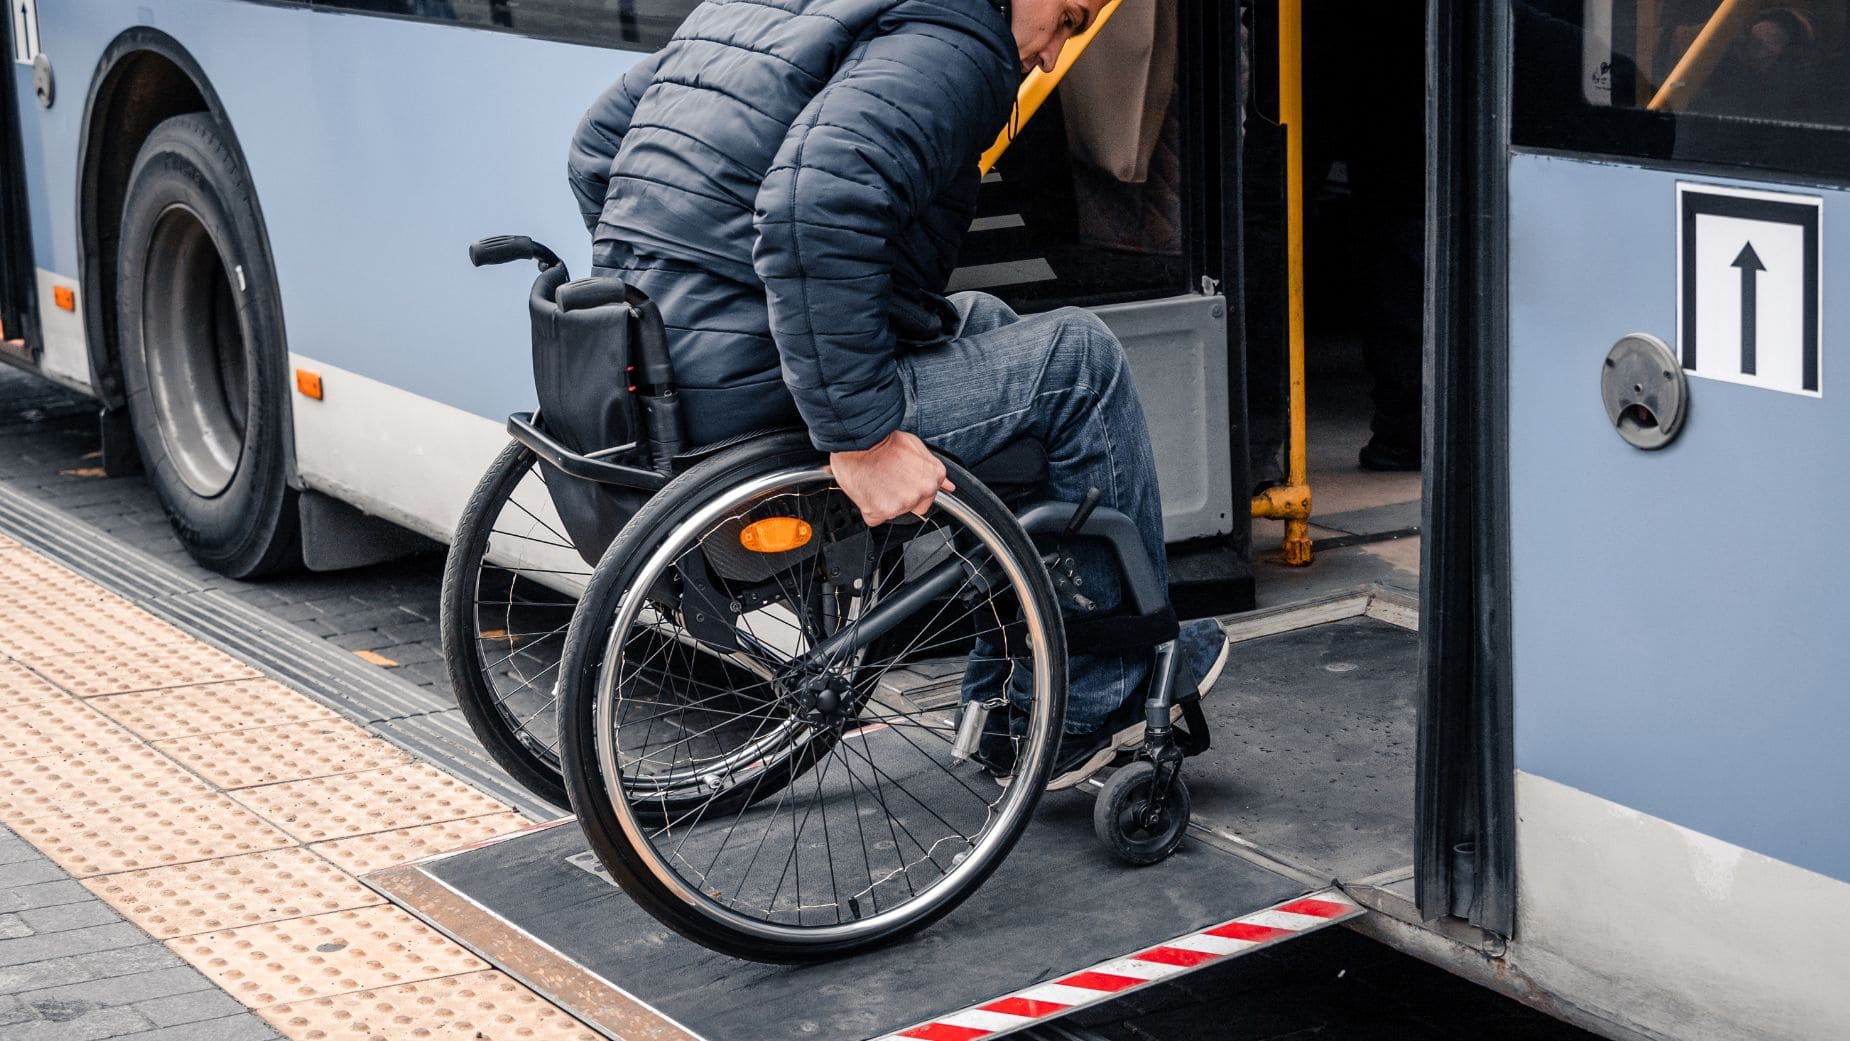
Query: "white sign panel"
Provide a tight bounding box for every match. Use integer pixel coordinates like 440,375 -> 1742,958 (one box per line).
1676,183 -> 1822,397
11,0 -> 38,65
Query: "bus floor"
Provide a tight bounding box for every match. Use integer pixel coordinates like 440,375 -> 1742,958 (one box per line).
1251,333 -> 1422,609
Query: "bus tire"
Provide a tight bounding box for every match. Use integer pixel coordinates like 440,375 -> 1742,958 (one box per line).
115,112 -> 301,578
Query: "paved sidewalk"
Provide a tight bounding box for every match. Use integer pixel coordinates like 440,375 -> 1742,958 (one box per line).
0,535 -> 590,1040
0,822 -> 280,1041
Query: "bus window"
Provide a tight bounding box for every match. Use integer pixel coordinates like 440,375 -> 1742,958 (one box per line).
1513,1 -> 1850,179
312,0 -> 702,50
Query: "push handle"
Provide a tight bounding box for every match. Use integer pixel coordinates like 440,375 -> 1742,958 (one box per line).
468,235 -> 563,271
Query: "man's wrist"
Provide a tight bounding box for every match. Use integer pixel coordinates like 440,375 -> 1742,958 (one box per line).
831,429 -> 903,461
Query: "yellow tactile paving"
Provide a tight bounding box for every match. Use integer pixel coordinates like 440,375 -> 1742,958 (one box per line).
171,905 -> 489,1008
0,545 -> 119,611
0,656 -> 65,703
0,744 -> 215,821
83,847 -> 383,939
0,541 -> 580,1041
261,968 -> 603,1041
0,597 -> 198,659
0,695 -> 140,762
308,813 -> 534,875
232,763 -> 515,844
24,642 -> 265,697
154,718 -> 412,790
17,791 -> 296,877
91,678 -> 339,739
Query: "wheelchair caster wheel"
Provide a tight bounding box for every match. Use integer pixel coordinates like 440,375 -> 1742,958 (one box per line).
1094,760 -> 1190,865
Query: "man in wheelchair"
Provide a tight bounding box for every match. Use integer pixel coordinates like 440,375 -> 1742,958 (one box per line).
567,0 -> 1229,792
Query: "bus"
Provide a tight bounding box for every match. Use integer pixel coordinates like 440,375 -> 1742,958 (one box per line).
0,1 -> 1845,1039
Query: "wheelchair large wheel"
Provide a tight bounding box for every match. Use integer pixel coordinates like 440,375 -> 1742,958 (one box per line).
559,432 -> 1066,962
441,440 -> 588,810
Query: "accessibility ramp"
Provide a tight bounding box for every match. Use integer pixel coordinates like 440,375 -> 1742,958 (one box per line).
367,802 -> 1360,1041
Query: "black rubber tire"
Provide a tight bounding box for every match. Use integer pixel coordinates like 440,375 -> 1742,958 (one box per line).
444,438 -> 822,818
441,440 -> 576,811
115,113 -> 300,578
560,431 -> 1067,962
1093,760 -> 1192,865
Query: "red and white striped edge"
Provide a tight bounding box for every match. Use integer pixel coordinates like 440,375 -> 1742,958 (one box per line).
872,888 -> 1363,1041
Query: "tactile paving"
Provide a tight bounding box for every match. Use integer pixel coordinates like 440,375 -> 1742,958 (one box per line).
171,905 -> 487,1008
91,678 -> 338,740
83,847 -> 382,939
232,763 -> 515,843
0,546 -> 118,613
0,656 -> 65,704
25,642 -> 264,697
261,968 -> 603,1041
310,813 -> 532,875
0,695 -> 139,762
17,791 -> 295,877
0,743 -> 215,822
154,718 -> 411,790
0,593 -> 198,659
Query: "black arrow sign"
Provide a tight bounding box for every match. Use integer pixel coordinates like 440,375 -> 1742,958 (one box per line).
1732,241 -> 1765,376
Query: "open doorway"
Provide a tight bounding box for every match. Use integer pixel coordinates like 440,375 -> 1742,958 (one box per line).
1246,1 -> 1426,608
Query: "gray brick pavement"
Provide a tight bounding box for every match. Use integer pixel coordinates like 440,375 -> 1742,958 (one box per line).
0,823 -> 280,1041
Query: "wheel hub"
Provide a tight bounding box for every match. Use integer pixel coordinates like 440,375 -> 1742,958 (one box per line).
785,670 -> 856,728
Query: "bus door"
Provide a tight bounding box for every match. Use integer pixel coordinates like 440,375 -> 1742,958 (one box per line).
0,11 -> 37,362
1471,1 -> 1850,1031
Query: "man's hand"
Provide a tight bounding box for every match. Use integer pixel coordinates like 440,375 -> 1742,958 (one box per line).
829,431 -> 956,527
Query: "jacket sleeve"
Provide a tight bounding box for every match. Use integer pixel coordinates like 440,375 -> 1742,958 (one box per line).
567,50 -> 665,233
752,27 -> 1013,453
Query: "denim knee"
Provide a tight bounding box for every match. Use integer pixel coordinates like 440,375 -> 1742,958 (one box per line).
1050,308 -> 1127,390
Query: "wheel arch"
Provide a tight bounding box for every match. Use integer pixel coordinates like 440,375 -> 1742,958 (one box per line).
76,30 -> 294,489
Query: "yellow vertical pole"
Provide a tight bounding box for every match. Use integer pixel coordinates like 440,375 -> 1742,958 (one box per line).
1251,0 -> 1313,564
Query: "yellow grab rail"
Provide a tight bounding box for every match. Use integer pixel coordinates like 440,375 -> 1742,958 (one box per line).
1647,0 -> 1774,113
1250,0 -> 1312,566
978,0 -> 1127,175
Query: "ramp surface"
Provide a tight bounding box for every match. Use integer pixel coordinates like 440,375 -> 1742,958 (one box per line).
371,799 -> 1355,1041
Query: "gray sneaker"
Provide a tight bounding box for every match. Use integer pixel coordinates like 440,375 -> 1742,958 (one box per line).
1106,618 -> 1230,752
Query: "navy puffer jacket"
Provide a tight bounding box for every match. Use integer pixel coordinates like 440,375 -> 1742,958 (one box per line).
568,0 -> 1018,452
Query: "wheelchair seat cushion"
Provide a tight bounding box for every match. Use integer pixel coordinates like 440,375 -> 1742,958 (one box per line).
966,438 -> 1048,497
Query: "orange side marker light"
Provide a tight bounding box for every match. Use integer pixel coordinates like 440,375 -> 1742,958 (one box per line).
740,516 -> 812,554
295,369 -> 323,400
52,286 -> 75,311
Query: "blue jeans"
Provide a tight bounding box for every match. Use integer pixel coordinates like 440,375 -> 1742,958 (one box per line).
897,292 -> 1167,734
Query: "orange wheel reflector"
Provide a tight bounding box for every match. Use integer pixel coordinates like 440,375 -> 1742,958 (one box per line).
740,516 -> 812,554
295,369 -> 324,400
52,286 -> 75,311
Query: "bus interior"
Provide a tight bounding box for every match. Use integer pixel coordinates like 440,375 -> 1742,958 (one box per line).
955,0 -> 1430,910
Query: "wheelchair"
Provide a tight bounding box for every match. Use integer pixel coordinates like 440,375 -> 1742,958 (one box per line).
441,236 -> 1213,962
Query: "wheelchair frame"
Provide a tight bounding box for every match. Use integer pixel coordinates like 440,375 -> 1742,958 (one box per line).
456,234 -> 1213,952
